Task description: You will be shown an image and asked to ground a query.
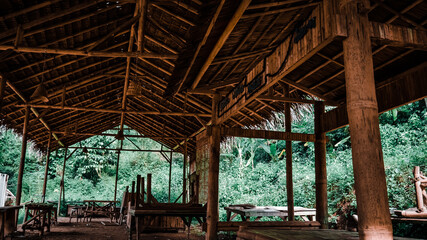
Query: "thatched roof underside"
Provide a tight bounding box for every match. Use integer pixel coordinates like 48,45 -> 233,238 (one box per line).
0,0 -> 426,153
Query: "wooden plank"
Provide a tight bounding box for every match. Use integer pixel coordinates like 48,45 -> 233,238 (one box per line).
216,127 -> 315,142
322,62 -> 427,132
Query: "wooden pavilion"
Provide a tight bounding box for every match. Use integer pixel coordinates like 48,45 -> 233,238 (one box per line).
0,0 -> 426,239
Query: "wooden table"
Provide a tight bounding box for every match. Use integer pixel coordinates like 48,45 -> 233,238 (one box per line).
225,205 -> 316,222
22,203 -> 54,236
83,200 -> 119,222
128,203 -> 207,240
0,206 -> 22,240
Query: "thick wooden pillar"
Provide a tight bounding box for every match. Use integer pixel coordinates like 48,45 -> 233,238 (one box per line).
168,151 -> 173,203
57,147 -> 68,216
341,0 -> 393,238
206,94 -> 221,240
183,140 -> 188,203
15,106 -> 29,206
284,85 -> 294,221
314,101 -> 328,228
41,133 -> 52,202
114,140 -> 123,202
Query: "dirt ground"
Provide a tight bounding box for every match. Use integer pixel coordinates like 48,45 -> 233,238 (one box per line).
13,217 -> 233,240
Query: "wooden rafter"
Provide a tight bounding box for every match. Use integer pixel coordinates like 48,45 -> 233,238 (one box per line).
190,0 -> 252,90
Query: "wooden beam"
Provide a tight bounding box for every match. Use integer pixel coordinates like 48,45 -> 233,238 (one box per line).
242,2 -> 320,19
52,131 -> 186,139
120,2 -> 139,139
212,47 -> 275,65
190,0 -> 252,90
256,95 -> 317,104
247,0 -> 313,10
64,146 -> 174,153
342,0 -> 393,237
216,127 -> 315,142
137,0 -> 147,52
369,21 -> 427,48
0,45 -> 176,59
284,85 -> 294,221
16,104 -> 211,117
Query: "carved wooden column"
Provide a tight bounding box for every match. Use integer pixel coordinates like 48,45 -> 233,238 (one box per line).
206,93 -> 221,240
341,0 -> 393,238
314,101 -> 328,228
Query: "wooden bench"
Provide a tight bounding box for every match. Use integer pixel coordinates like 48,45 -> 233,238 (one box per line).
203,221 -> 321,232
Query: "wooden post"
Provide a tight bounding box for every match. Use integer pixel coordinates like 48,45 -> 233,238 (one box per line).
284,85 -> 294,221
0,76 -> 5,113
131,181 -> 135,206
206,93 -> 221,240
57,146 -> 68,216
41,133 -> 52,202
15,106 -> 30,206
314,101 -> 327,228
183,140 -> 188,203
168,151 -> 173,203
147,173 -> 152,204
141,177 -> 145,204
341,0 -> 393,238
114,140 -> 123,202
136,175 -> 141,207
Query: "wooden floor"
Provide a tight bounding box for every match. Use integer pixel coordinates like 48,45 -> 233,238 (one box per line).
14,217 -> 206,240
236,229 -> 425,240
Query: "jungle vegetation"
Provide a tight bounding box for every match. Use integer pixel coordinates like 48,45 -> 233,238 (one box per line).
0,100 -> 426,237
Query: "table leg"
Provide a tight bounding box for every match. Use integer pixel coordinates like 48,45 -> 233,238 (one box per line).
226,210 -> 231,221
40,212 -> 45,236
128,216 -> 133,240
47,210 -> 51,232
135,216 -> 139,240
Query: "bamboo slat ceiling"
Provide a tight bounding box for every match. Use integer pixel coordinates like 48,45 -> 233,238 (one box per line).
0,0 -> 426,153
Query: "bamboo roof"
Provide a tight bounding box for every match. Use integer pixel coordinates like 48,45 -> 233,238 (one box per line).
0,0 -> 426,153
